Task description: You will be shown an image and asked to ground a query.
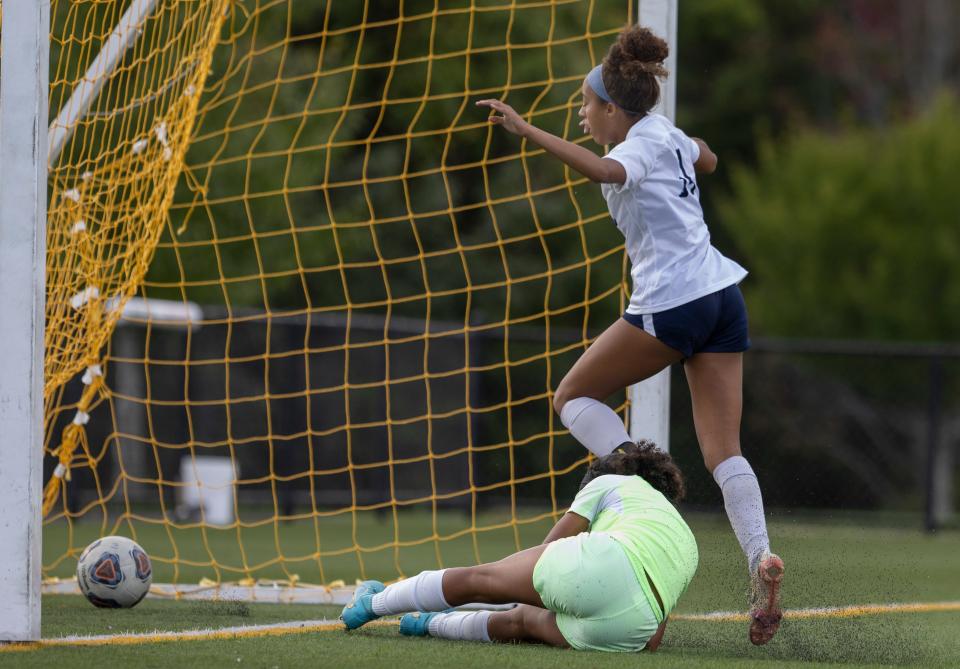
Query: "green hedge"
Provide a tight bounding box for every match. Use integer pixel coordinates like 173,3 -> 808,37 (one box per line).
720,95 -> 960,341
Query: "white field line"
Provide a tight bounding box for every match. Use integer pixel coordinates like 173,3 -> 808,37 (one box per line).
0,618 -> 393,652
671,600 -> 960,623
3,600 -> 959,652
42,618 -> 350,643
42,579 -> 357,605
670,601 -> 960,622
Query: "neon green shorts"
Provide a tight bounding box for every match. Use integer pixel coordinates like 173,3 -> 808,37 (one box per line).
532,532 -> 659,652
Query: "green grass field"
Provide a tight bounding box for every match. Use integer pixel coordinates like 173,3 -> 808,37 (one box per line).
6,512 -> 959,668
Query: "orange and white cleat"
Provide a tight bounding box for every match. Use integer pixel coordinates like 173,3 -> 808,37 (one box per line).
748,552 -> 784,645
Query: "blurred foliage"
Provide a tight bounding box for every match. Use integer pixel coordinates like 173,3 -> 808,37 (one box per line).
677,0 -> 960,175
143,0 -> 629,330
720,94 -> 960,340
133,0 -> 960,346
677,0 -> 833,172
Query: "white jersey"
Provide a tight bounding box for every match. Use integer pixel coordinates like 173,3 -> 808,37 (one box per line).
601,113 -> 747,314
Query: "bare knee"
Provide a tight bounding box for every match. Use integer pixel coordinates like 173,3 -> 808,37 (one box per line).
554,377 -> 592,416
553,381 -> 573,417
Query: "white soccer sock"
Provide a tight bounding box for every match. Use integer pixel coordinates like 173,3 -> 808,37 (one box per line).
559,397 -> 632,457
427,610 -> 492,643
371,569 -> 449,615
712,455 -> 770,573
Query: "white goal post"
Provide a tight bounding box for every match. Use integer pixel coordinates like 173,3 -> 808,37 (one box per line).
629,0 -> 678,452
0,0 -> 50,643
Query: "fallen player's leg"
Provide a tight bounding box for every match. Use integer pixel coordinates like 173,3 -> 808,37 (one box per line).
486,604 -> 569,646
400,604 -> 569,647
342,544 -> 549,631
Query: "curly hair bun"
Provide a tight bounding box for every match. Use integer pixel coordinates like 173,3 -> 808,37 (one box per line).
606,25 -> 669,79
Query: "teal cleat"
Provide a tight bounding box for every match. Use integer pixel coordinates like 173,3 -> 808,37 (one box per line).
399,611 -> 438,637
340,580 -> 385,630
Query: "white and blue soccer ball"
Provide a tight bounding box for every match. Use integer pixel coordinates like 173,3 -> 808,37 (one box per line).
76,535 -> 152,608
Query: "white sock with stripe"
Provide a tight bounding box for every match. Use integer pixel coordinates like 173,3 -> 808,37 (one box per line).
371,569 -> 449,615
559,396 -> 632,457
712,455 -> 770,573
427,611 -> 492,642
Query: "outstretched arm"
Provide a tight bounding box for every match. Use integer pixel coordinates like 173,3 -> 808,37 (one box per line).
542,511 -> 589,544
476,99 -> 626,185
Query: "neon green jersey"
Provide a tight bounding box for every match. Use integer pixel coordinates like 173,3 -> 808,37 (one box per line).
568,473 -> 698,620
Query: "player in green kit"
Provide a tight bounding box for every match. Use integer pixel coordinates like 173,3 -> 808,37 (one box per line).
341,442 -> 697,653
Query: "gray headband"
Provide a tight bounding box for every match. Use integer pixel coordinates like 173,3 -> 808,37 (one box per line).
585,64 -> 643,115
586,65 -> 612,104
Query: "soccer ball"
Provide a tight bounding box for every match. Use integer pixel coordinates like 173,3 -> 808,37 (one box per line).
76,536 -> 152,608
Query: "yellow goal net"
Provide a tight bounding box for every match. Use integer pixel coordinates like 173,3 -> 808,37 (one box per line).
41,0 -> 634,595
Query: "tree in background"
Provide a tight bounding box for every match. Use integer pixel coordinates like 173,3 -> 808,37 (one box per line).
815,0 -> 959,125
719,95 -> 960,341
140,0 -> 959,328
677,0 -> 960,166
677,0 -> 959,342
149,1 -> 626,323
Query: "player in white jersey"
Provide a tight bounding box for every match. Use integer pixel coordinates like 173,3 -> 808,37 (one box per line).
477,25 -> 784,645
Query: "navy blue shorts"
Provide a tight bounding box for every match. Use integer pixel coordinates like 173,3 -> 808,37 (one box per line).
623,284 -> 750,359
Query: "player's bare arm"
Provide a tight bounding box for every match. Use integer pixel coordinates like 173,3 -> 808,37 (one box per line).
541,511 -> 589,544
475,99 -> 627,184
691,137 -> 718,174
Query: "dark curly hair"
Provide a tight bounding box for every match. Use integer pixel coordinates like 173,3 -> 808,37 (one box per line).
580,440 -> 686,503
602,25 -> 669,116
